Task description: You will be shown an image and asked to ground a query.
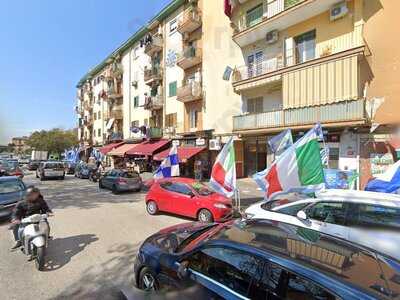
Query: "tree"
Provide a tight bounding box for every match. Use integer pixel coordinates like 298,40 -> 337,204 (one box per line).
26,128 -> 78,155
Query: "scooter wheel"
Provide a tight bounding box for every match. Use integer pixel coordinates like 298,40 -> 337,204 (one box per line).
35,246 -> 46,271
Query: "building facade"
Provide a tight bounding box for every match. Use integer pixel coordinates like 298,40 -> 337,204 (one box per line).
11,136 -> 30,154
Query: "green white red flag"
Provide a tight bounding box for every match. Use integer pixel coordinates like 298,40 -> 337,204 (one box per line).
210,137 -> 236,197
254,125 -> 325,198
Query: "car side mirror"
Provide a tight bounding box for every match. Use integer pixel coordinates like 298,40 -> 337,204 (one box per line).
297,210 -> 308,220
177,261 -> 189,279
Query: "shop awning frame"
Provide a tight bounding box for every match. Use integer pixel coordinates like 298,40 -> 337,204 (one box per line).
126,139 -> 170,157
153,146 -> 206,162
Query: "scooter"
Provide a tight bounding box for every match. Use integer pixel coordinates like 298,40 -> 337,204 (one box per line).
19,214 -> 50,271
89,169 -> 101,182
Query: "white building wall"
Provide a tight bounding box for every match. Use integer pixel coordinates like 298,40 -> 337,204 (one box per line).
92,74 -> 108,145
163,8 -> 185,133
122,43 -> 151,140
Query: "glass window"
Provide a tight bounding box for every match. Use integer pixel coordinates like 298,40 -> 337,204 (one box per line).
191,182 -> 214,196
0,180 -> 25,193
169,81 -> 177,97
276,203 -> 310,216
246,97 -> 264,113
189,109 -> 198,129
246,4 -> 263,28
307,202 -> 346,225
169,19 -> 177,34
170,183 -> 193,196
354,204 -> 400,229
187,247 -> 264,298
97,128 -> 101,136
133,96 -> 139,108
295,30 -> 316,64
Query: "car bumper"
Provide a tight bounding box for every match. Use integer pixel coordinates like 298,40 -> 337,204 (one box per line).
0,203 -> 17,218
213,208 -> 233,222
117,183 -> 141,192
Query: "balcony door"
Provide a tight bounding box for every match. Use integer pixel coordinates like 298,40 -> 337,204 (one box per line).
294,30 -> 316,64
247,51 -> 263,79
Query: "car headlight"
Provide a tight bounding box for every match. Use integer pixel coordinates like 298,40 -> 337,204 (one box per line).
214,203 -> 228,209
244,213 -> 255,219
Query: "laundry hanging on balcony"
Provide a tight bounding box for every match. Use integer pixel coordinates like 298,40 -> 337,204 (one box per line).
224,0 -> 238,18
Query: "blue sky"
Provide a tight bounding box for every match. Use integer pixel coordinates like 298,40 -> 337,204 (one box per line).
0,0 -> 172,145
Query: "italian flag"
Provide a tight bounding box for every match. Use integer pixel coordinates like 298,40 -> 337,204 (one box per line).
254,125 -> 325,197
210,137 -> 236,197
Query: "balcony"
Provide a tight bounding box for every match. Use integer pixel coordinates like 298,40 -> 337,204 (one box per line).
75,105 -> 84,115
233,0 -> 339,47
144,67 -> 162,86
111,105 -> 123,120
107,86 -> 123,100
177,46 -> 202,70
144,34 -> 163,56
144,95 -> 163,110
233,100 -> 367,132
177,8 -> 202,35
177,82 -> 202,103
148,127 -> 163,139
83,101 -> 93,112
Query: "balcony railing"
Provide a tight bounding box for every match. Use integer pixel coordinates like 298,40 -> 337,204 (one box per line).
237,0 -> 302,32
177,82 -> 202,103
177,7 -> 202,34
144,34 -> 163,56
177,46 -> 202,69
233,56 -> 284,83
111,105 -> 123,119
83,101 -> 93,111
144,95 -> 163,110
233,100 -> 366,131
144,67 -> 162,85
107,86 -> 123,99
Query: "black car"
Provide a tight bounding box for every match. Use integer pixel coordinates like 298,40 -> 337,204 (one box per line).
27,160 -> 41,171
134,219 -> 400,300
74,163 -> 92,179
0,176 -> 26,219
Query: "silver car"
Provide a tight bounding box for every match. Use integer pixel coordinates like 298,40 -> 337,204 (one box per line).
99,169 -> 142,194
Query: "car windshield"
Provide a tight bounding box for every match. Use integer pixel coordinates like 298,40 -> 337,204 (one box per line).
8,161 -> 18,168
175,224 -> 218,253
261,192 -> 310,211
0,160 -> 10,169
45,163 -> 63,169
191,182 -> 214,196
0,181 -> 24,194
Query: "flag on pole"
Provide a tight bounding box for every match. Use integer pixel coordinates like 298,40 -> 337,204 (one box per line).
210,137 -> 236,197
154,145 -> 180,179
365,160 -> 400,193
253,125 -> 325,198
268,129 -> 293,157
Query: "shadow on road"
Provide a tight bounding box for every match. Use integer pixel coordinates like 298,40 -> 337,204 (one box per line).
51,242 -> 141,300
44,234 -> 98,271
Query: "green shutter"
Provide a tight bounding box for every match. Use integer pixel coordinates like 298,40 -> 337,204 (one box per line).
134,96 -> 139,107
169,81 -> 177,97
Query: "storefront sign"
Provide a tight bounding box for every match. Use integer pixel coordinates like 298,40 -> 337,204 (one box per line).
370,153 -> 394,175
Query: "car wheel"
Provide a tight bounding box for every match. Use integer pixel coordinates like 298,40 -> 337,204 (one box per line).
146,201 -> 158,215
112,185 -> 119,194
198,209 -> 213,223
36,172 -> 39,178
99,180 -> 104,189
138,267 -> 158,291
61,176 -> 65,180
40,175 -> 45,181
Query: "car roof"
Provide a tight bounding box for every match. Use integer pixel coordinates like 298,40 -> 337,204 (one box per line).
0,176 -> 20,182
208,219 -> 399,299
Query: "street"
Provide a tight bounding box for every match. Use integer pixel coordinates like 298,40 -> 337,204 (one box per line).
0,173 -> 185,300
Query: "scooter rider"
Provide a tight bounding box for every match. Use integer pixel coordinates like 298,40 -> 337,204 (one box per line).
10,187 -> 53,250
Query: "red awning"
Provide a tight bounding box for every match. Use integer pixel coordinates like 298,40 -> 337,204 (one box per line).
126,139 -> 170,156
153,146 -> 206,162
108,144 -> 139,157
99,142 -> 125,155
389,139 -> 400,150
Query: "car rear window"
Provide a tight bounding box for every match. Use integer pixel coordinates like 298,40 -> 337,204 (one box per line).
121,171 -> 139,178
44,163 -> 64,169
0,180 -> 24,193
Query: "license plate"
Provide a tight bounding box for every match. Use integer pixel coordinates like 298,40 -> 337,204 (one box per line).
45,170 -> 63,176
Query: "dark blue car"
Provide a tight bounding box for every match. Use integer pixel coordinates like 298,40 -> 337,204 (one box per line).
134,219 -> 400,300
0,176 -> 26,219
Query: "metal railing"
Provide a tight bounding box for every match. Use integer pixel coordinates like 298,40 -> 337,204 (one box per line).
178,7 -> 201,33
177,81 -> 202,101
144,95 -> 163,110
144,66 -> 162,82
233,56 -> 283,83
144,34 -> 163,55
233,100 -> 366,131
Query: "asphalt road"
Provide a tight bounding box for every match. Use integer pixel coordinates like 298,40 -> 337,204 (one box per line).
0,173 -> 184,300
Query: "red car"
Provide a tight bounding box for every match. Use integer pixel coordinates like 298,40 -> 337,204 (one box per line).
145,177 -> 233,222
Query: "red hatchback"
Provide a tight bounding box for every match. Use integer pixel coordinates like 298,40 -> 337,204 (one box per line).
145,178 -> 233,222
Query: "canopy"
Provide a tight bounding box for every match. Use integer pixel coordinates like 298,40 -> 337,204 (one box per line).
99,142 -> 124,155
108,144 -> 139,157
126,139 -> 170,156
153,146 -> 206,162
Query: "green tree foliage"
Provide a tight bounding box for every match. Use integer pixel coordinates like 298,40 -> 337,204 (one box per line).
26,128 -> 78,155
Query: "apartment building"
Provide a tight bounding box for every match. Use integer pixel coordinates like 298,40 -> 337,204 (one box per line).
11,136 -> 29,154
226,0 -> 400,183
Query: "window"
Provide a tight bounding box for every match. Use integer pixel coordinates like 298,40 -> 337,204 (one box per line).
246,97 -> 264,114
187,247 -> 264,298
93,113 -> 97,121
247,51 -> 263,78
276,203 -> 310,216
246,4 -> 263,28
0,180 -> 25,193
294,30 -> 316,63
353,204 -> 400,229
170,183 -> 193,196
307,202 -> 346,225
131,120 -> 139,128
169,81 -> 177,97
165,113 -> 177,127
97,128 -> 101,137
169,19 -> 177,34
133,96 -> 139,108
98,111 -> 101,119
189,109 -> 198,129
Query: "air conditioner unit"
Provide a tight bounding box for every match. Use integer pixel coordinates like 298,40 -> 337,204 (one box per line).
266,30 -> 279,44
330,1 -> 348,21
131,80 -> 138,88
209,139 -> 221,151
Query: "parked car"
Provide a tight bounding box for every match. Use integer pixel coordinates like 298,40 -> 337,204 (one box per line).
99,169 -> 142,194
145,178 -> 232,222
0,176 -> 26,219
27,160 -> 41,171
36,161 -> 65,180
18,157 -> 30,166
134,218 -> 399,299
63,160 -> 76,175
245,189 -> 400,261
74,163 -> 91,179
3,160 -> 24,178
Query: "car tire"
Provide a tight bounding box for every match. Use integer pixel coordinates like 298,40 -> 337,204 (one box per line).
138,267 -> 158,291
112,185 -> 119,194
61,176 -> 65,180
99,180 -> 104,189
36,172 -> 39,178
146,201 -> 158,215
40,175 -> 45,181
198,209 -> 213,223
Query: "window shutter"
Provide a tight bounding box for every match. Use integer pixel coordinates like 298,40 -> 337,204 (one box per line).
285,37 -> 294,66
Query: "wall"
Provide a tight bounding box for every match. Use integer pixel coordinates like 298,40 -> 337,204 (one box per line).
201,0 -> 243,135
363,0 -> 400,125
